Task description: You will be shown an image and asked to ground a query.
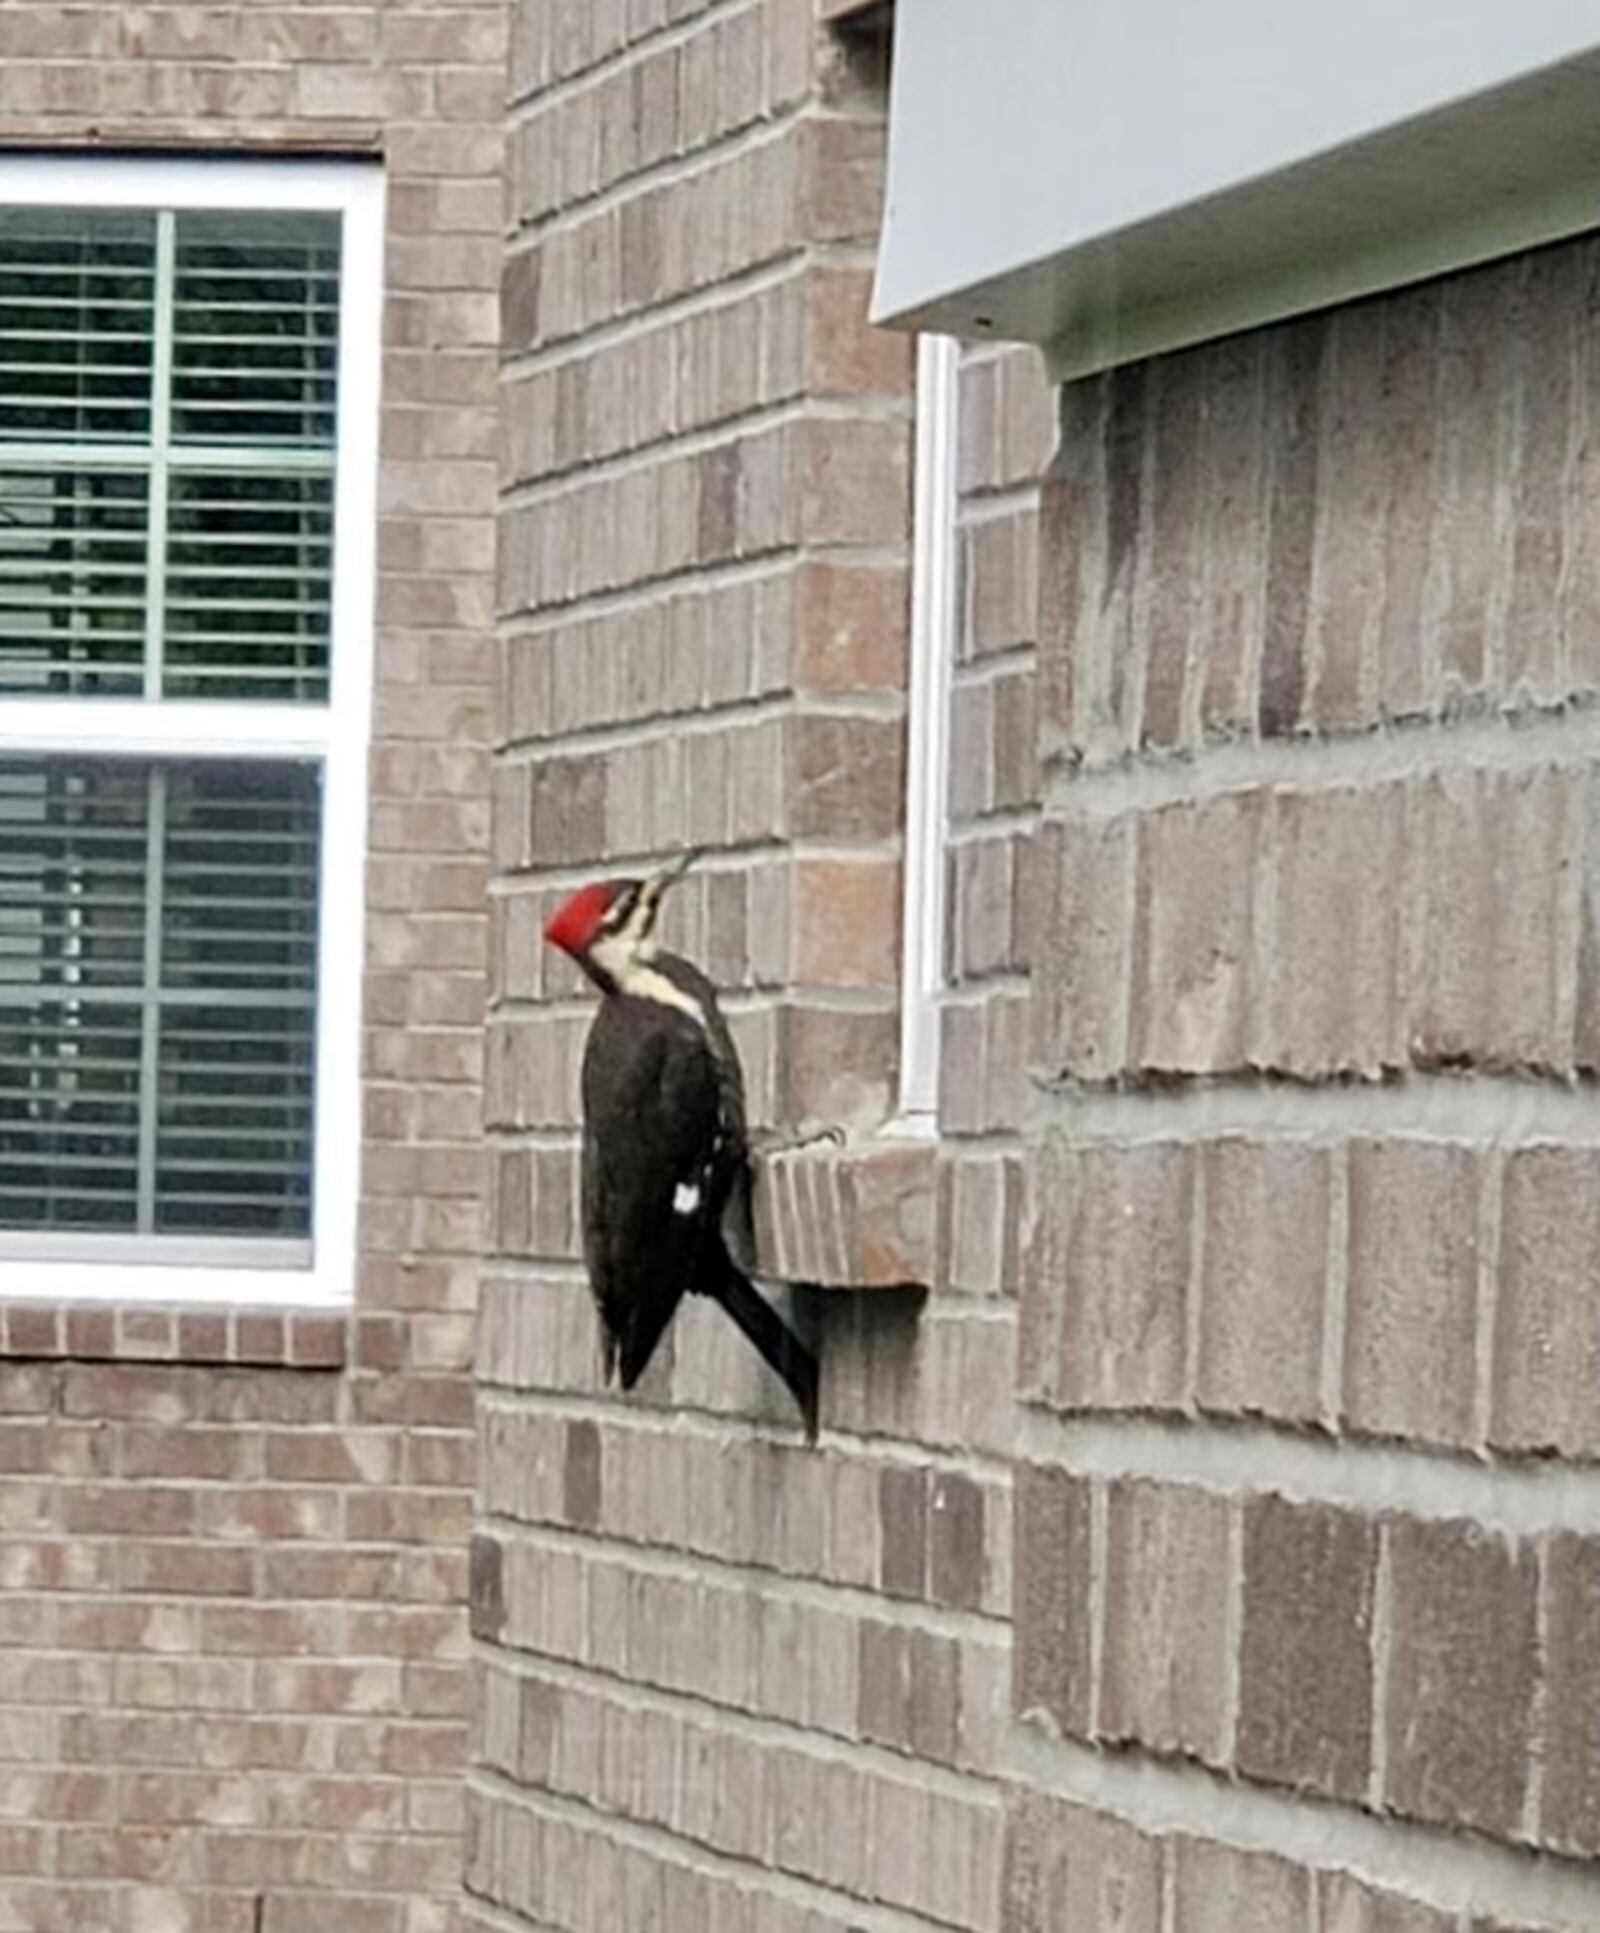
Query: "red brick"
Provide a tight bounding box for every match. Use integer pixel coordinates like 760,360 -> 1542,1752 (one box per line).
1022,1140 -> 1194,1412
1542,1532 -> 1600,1856
1239,1495 -> 1377,1802
1492,1147 -> 1600,1459
1029,813 -> 1136,1081
1263,783 -> 1408,1075
1410,764 -> 1586,1075
1343,1141 -> 1482,1450
1383,1515 -> 1538,1838
1004,1796 -> 1163,1933
1196,1139 -> 1329,1425
1129,791 -> 1264,1074
795,562 -> 908,693
1101,1482 -> 1232,1764
1011,1465 -> 1093,1740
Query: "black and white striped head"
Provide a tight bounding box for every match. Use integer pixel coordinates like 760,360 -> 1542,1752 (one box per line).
543,850 -> 696,992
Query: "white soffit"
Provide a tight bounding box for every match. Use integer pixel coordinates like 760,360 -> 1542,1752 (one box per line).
870,1 -> 1600,378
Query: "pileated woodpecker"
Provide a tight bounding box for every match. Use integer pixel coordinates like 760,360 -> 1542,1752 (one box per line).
543,852 -> 819,1439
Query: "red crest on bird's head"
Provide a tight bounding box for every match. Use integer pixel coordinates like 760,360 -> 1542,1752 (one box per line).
543,881 -> 620,959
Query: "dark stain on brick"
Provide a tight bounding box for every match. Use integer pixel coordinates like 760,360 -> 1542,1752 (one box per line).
1238,1494 -> 1376,1802
562,1418 -> 602,1531
878,1463 -> 928,1598
928,1471 -> 986,1612
857,1619 -> 909,1751
500,245 -> 542,354
518,1676 -> 562,1785
468,1532 -> 505,1643
1258,314 -> 1327,735
697,441 -> 742,561
529,754 -> 607,866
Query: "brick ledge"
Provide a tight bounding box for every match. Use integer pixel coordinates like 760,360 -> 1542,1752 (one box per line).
0,1301 -> 346,1369
753,1134 -> 936,1289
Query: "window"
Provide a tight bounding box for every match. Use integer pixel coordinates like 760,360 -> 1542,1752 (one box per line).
0,157 -> 383,1305
896,332 -> 959,1124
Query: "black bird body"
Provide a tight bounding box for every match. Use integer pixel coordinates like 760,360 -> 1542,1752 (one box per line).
579,952 -> 742,1386
546,864 -> 818,1438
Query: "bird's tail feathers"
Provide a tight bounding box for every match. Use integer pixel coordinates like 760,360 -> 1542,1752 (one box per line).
705,1252 -> 819,1443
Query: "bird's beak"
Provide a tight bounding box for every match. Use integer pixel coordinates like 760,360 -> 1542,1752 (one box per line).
651,848 -> 698,894
636,848 -> 698,936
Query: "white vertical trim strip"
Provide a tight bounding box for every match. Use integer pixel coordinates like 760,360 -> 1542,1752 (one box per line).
896,333 -> 960,1122
310,166 -> 385,1307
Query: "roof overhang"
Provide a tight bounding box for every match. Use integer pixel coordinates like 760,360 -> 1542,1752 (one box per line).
870,1 -> 1600,379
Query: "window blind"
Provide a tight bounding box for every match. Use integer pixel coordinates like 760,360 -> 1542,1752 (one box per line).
0,206 -> 339,703
0,756 -> 320,1240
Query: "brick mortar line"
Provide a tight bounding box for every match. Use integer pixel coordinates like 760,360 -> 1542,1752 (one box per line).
956,479 -> 1046,524
1524,1536 -> 1554,1846
498,235 -> 869,378
502,95 -> 867,268
497,538 -> 794,625
497,689 -> 904,763
1028,1072 -> 1600,1147
1016,1411 -> 1600,1539
1220,1496 -> 1244,1769
500,252 -> 805,381
500,229 -> 878,375
1365,1525 -> 1394,1814
945,805 -> 1043,843
500,389 -> 912,513
466,1765 -> 992,1933
496,539 -> 906,631
1472,1152 -> 1505,1450
1041,698 -> 1600,818
488,988 -> 899,1024
508,0 -> 754,116
1159,1836 -> 1179,1933
476,1382 -> 1016,1480
462,1893 -> 562,1933
502,224 -> 876,375
486,836 -> 907,898
1006,1724 -> 1597,1929
1318,1145 -> 1350,1434
1085,1478 -> 1108,1741
476,1641 -> 1008,1811
479,1513 -> 1010,1641
950,643 -> 1037,688
913,1127 -> 1027,1155
939,975 -> 1031,1009
503,103 -> 789,243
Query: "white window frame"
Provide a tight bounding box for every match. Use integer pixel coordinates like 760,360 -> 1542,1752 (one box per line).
0,155 -> 384,1307
895,332 -> 959,1127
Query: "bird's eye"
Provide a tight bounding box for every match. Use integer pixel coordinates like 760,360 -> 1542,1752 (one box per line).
603,886 -> 638,931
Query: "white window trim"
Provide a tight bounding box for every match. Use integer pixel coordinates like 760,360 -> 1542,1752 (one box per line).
895,333 -> 959,1128
0,156 -> 384,1307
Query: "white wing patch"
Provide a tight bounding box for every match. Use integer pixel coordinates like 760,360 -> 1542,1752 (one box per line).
673,1181 -> 702,1216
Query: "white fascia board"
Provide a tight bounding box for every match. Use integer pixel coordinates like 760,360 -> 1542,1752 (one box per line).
872,2 -> 1600,375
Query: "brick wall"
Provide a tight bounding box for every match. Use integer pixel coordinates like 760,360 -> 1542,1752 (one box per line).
478,3 -> 1597,1925
1010,241 -> 1600,1932
0,8 -> 502,1930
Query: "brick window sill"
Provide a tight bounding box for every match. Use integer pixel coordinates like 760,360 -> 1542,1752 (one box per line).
0,1301 -> 347,1369
753,1132 -> 936,1290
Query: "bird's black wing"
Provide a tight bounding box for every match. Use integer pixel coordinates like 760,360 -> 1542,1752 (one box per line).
649,951 -> 755,1267
579,993 -> 721,1388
